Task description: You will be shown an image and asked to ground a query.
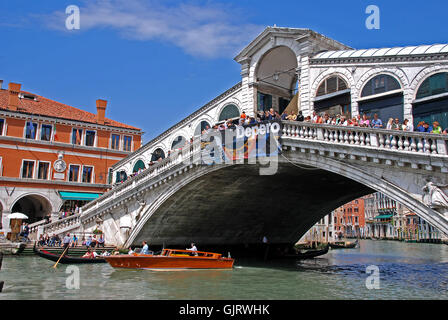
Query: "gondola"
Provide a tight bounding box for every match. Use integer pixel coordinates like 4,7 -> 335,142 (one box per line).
280,244 -> 329,259
33,245 -> 107,264
329,240 -> 358,249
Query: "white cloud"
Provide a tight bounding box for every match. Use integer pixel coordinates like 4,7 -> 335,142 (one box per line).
44,0 -> 264,58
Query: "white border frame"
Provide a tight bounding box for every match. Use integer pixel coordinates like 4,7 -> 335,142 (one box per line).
20,159 -> 36,179
71,128 -> 84,146
68,164 -> 81,182
23,121 -> 38,140
84,129 -> 97,147
123,135 -> 133,152
81,165 -> 95,183
39,123 -> 54,142
36,161 -> 51,180
110,133 -> 121,151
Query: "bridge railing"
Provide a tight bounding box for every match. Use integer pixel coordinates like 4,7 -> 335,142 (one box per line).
81,138 -> 203,217
42,214 -> 81,235
282,121 -> 448,155
28,219 -> 48,234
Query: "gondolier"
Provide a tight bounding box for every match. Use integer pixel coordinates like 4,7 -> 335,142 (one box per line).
63,233 -> 71,254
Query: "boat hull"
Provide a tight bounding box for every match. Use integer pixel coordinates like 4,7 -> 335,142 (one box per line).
104,255 -> 234,269
329,241 -> 358,249
34,247 -> 106,264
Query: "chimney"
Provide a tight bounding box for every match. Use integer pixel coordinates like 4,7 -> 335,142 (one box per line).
8,82 -> 21,111
96,99 -> 107,125
0,80 -> 3,89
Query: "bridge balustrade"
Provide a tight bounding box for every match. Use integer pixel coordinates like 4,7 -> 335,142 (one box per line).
282,121 -> 448,155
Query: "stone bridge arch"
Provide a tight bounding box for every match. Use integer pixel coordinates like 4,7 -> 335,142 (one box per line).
122,152 -> 447,248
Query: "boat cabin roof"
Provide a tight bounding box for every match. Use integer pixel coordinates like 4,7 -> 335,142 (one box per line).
161,249 -> 222,258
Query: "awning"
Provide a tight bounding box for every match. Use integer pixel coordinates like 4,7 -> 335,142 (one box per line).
374,214 -> 393,219
59,191 -> 102,201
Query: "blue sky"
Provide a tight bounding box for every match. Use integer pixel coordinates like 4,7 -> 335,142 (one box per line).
1,0 -> 447,143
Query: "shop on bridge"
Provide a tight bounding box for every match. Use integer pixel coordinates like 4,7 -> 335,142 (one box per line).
358,74 -> 404,123
314,75 -> 351,118
412,72 -> 448,130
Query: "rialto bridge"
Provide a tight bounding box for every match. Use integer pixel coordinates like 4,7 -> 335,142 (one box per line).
28,27 -> 448,252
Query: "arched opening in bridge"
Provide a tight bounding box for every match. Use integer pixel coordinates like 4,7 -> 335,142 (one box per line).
151,148 -> 165,162
256,46 -> 298,114
133,159 -> 146,173
314,75 -> 351,118
194,121 -> 211,137
171,136 -> 187,150
131,163 -> 375,249
359,74 -> 403,123
413,72 -> 448,130
218,104 -> 240,122
116,170 -> 127,183
11,194 -> 52,224
307,192 -> 443,244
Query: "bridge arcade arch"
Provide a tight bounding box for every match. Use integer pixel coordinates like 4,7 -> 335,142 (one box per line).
413,71 -> 448,130
254,45 -> 299,114
358,73 -> 404,123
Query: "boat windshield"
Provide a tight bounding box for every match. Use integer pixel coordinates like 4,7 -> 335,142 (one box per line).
161,249 -> 220,258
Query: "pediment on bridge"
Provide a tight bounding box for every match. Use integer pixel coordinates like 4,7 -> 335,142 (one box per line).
234,26 -> 352,64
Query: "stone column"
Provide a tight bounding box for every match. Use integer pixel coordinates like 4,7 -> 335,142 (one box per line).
240,58 -> 256,117
298,56 -> 311,116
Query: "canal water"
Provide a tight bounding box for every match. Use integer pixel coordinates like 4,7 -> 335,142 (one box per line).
1,240 -> 448,300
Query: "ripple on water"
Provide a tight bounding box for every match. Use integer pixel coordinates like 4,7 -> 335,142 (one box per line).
1,240 -> 448,299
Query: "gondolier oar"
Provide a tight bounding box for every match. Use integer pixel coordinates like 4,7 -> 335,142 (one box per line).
52,241 -> 70,269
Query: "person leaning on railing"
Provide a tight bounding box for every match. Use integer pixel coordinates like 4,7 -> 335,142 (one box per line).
432,121 -> 442,134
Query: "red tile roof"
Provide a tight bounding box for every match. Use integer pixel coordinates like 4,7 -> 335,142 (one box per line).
0,89 -> 141,131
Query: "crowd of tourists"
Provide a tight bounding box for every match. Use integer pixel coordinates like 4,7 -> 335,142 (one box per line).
281,110 -> 447,134
38,233 -> 105,248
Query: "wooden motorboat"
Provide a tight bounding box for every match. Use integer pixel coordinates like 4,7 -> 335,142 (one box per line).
33,246 -> 106,264
329,240 -> 358,249
104,249 -> 234,269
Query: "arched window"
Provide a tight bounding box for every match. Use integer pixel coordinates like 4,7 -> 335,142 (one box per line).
151,148 -> 165,162
361,74 -> 401,97
314,75 -> 351,117
132,159 -> 145,173
358,74 -> 404,123
316,76 -> 348,97
416,72 -> 448,99
171,136 -> 186,150
218,104 -> 240,121
194,121 -> 211,136
413,72 -> 448,131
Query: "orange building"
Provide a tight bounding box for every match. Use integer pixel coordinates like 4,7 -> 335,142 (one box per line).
333,198 -> 365,238
0,81 -> 142,235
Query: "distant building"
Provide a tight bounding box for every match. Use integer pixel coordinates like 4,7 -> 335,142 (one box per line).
298,212 -> 335,244
304,192 -> 445,243
333,198 -> 365,238
0,81 -> 142,239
